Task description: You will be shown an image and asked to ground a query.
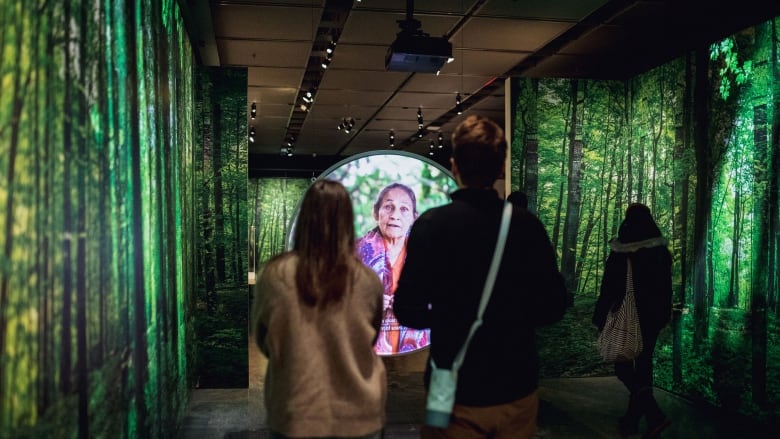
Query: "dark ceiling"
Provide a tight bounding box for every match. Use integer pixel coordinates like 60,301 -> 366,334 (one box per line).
182,0 -> 780,177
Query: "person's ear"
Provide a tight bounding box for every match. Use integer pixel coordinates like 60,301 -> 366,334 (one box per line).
450,158 -> 463,186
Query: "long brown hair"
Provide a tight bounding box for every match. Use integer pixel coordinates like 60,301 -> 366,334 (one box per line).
292,179 -> 357,306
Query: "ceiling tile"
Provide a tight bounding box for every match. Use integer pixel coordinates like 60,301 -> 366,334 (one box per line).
213,4 -> 321,41
248,67 -> 303,88
217,40 -> 311,68
314,89 -> 394,106
318,69 -> 409,91
341,10 -> 461,46
477,0 -> 610,20
457,18 -> 572,51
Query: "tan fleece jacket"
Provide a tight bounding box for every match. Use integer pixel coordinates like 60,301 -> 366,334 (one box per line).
252,254 -> 386,437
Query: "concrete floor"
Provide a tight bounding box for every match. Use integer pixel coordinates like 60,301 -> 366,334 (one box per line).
176,339 -> 777,438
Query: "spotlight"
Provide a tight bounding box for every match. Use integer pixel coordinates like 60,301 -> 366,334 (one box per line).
249,127 -> 255,143
321,54 -> 332,69
428,142 -> 434,156
326,40 -> 337,55
250,102 -> 256,119
417,106 -> 423,130
286,147 -> 294,157
456,93 -> 462,115
287,137 -> 295,147
389,130 -> 395,148
437,132 -> 444,148
337,117 -> 355,134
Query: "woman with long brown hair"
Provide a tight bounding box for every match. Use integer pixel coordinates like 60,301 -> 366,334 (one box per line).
252,179 -> 386,438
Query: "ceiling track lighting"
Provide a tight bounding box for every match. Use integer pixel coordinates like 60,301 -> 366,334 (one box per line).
428,141 -> 435,156
437,131 -> 444,148
389,130 -> 395,148
249,127 -> 256,143
250,102 -> 257,119
455,93 -> 463,115
417,106 -> 424,129
337,117 -> 355,134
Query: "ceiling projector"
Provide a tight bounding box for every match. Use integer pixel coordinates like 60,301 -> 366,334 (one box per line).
385,32 -> 452,73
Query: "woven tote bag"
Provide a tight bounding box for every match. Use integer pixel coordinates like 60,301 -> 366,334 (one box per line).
597,259 -> 643,362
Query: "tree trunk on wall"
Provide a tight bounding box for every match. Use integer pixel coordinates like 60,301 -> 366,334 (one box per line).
692,47 -> 712,348
770,18 -> 780,317
126,1 -> 149,432
0,1 -> 29,417
751,102 -> 768,406
76,2 -> 89,436
561,79 -> 583,297
672,53 -> 693,386
213,100 -> 226,284
60,0 -> 75,397
523,79 -> 539,214
234,108 -> 243,284
727,168 -> 741,308
40,7 -> 55,413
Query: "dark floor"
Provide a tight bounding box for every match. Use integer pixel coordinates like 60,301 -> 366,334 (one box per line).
176,340 -> 776,438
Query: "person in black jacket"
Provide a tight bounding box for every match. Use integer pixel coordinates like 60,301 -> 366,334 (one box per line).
593,203 -> 672,438
393,115 -> 568,438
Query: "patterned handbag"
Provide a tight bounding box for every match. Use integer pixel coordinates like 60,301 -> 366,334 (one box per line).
597,258 -> 643,363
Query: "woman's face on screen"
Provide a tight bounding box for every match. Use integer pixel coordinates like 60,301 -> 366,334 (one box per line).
376,188 -> 416,240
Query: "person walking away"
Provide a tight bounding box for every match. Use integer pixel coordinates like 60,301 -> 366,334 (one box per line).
593,203 -> 672,438
393,115 -> 569,438
251,179 -> 386,438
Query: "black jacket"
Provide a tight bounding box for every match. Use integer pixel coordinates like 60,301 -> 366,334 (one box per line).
393,188 -> 568,406
592,237 -> 672,335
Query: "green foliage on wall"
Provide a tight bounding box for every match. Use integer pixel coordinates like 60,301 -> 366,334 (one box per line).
0,0 -> 197,437
193,67 -> 249,388
514,17 -> 780,422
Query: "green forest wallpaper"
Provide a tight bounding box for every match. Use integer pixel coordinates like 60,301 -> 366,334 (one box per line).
0,0 -> 200,437
193,67 -> 249,389
512,18 -> 779,421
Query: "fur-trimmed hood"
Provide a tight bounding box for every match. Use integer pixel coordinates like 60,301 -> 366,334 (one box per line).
609,236 -> 668,253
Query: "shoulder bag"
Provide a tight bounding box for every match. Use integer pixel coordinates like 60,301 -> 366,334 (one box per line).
425,202 -> 513,428
597,258 -> 643,363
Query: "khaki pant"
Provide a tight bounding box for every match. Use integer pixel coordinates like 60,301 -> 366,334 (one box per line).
421,390 -> 539,439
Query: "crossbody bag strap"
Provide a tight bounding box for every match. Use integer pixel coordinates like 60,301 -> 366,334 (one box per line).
449,202 -> 513,372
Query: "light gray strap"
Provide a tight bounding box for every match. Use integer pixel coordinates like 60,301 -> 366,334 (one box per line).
450,202 -> 513,371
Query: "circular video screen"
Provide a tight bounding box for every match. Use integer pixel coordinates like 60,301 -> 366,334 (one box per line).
289,150 -> 457,356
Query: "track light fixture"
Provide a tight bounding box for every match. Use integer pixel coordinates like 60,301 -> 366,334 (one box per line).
428,141 -> 435,156
417,106 -> 424,129
302,89 -> 314,104
249,127 -> 255,143
251,102 -> 257,119
286,137 -> 295,147
437,131 -> 444,148
337,117 -> 355,134
326,40 -> 337,55
322,48 -> 333,69
456,93 -> 463,115
389,130 -> 395,148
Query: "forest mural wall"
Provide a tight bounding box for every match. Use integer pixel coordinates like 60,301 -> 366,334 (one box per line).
0,0 -> 198,437
512,17 -> 779,422
249,178 -> 312,273
193,67 -> 248,389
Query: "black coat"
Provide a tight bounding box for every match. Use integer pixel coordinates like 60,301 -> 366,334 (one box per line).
592,237 -> 673,336
393,188 -> 568,406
